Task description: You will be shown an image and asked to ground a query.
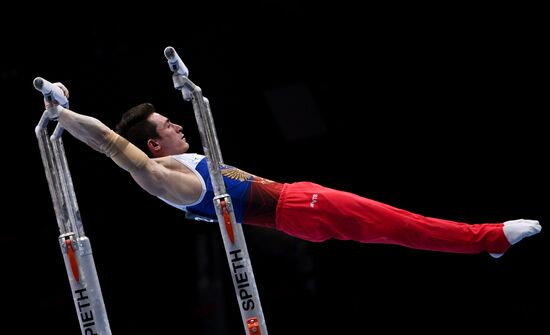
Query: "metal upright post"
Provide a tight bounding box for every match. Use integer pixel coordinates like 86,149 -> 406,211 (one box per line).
164,47 -> 268,335
34,77 -> 112,335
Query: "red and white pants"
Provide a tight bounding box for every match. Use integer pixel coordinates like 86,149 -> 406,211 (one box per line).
274,182 -> 509,254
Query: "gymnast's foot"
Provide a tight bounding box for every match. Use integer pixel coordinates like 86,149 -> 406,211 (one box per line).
490,219 -> 542,258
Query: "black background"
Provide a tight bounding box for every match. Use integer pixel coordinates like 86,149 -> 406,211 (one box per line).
2,2 -> 547,334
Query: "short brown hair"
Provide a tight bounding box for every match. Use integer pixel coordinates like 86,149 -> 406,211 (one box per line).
115,103 -> 158,156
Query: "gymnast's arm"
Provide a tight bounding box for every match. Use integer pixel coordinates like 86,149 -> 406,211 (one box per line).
56,107 -> 200,205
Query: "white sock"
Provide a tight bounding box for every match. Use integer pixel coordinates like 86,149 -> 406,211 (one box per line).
490,219 -> 542,258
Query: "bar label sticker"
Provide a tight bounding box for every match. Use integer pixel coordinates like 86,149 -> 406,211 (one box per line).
230,249 -> 255,311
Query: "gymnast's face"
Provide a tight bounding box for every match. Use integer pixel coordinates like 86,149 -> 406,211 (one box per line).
147,112 -> 189,157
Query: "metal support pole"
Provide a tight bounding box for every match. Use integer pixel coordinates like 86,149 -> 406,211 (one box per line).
164,47 -> 268,335
34,77 -> 112,335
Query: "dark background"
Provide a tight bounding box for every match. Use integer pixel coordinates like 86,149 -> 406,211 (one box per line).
2,3 -> 547,334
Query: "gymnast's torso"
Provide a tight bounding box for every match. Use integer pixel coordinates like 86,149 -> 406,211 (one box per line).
157,153 -> 282,227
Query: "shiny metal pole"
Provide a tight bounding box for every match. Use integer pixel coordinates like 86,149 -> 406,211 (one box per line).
34,77 -> 112,335
165,47 -> 268,335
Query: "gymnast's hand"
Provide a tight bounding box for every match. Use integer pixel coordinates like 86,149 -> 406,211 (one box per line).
43,82 -> 70,119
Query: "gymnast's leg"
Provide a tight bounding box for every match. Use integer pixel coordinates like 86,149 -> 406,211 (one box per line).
276,182 -> 541,256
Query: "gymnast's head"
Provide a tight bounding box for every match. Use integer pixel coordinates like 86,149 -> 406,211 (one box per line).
115,103 -> 189,158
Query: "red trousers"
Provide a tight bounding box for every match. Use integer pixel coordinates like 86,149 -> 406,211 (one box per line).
275,182 -> 510,254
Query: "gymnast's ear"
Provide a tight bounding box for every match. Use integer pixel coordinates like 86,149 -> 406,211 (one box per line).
147,138 -> 161,155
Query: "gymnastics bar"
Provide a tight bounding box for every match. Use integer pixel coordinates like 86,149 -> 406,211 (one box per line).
164,46 -> 267,335
34,77 -> 112,335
